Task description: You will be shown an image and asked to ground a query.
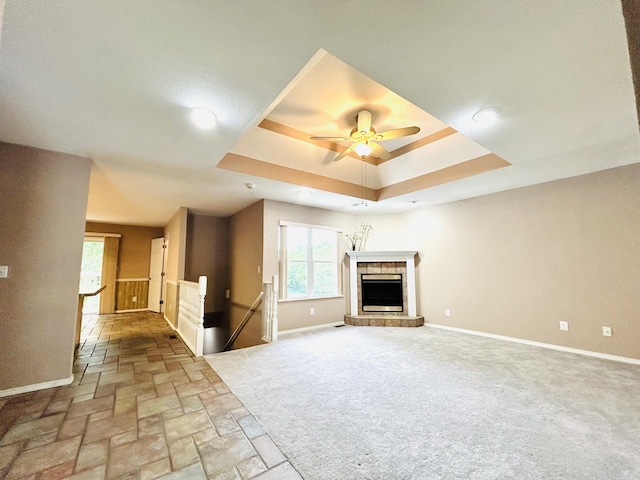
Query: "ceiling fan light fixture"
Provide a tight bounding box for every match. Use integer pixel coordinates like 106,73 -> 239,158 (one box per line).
354,142 -> 373,157
472,107 -> 500,125
190,107 -> 217,129
310,110 -> 419,162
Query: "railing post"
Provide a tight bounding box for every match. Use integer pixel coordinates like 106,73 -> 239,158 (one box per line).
271,274 -> 278,342
262,282 -> 272,342
195,276 -> 206,356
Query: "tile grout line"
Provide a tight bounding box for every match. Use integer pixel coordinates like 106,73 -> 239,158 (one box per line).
0,312 -> 302,480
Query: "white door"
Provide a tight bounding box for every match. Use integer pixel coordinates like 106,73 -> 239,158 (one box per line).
148,237 -> 165,313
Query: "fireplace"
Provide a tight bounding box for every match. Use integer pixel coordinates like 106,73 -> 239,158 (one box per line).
361,274 -> 403,312
344,251 -> 424,327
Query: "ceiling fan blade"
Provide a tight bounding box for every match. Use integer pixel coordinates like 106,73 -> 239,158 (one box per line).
357,110 -> 372,134
310,136 -> 351,141
333,144 -> 356,162
370,142 -> 391,160
375,126 -> 420,141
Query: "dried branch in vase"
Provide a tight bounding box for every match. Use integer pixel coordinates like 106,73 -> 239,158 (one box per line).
345,223 -> 374,251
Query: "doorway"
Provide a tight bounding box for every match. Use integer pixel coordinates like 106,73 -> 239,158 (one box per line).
81,233 -> 120,315
79,238 -> 104,314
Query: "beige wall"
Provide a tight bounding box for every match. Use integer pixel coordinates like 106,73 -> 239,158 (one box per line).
368,164 -> 640,359
263,200 -> 355,331
85,222 -> 163,278
229,201 -> 264,348
0,142 -> 91,391
185,213 -> 230,315
164,207 -> 187,282
164,207 -> 187,327
163,208 -> 187,326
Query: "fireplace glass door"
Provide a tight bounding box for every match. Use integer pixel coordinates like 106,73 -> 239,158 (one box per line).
361,274 -> 403,312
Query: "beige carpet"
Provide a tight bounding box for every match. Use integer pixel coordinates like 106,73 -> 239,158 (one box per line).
206,325 -> 640,480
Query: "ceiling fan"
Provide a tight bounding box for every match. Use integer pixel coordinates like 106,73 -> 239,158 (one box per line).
310,110 -> 420,162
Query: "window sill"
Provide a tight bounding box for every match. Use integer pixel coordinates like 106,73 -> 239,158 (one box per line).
279,295 -> 344,303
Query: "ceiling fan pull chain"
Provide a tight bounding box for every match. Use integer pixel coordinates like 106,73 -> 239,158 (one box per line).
361,157 -> 368,207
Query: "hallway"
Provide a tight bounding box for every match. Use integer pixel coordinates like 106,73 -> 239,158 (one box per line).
0,312 -> 301,479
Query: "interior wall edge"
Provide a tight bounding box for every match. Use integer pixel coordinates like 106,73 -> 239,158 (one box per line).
0,375 -> 75,398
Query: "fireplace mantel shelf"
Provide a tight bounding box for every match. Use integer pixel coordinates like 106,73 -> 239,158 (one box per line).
346,251 -> 418,258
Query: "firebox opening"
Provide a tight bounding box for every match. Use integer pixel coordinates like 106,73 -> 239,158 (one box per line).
361,274 -> 403,312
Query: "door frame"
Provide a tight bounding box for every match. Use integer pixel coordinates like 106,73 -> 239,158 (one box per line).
85,232 -> 120,314
148,237 -> 166,313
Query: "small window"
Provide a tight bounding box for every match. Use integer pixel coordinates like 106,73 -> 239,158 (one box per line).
280,223 -> 342,300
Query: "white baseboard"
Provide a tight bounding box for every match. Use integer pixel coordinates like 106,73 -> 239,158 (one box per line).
0,375 -> 75,398
163,315 -> 176,330
115,308 -> 149,313
424,323 -> 640,366
280,321 -> 345,337
174,328 -> 186,343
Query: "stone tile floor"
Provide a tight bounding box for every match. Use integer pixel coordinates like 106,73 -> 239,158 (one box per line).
0,312 -> 302,479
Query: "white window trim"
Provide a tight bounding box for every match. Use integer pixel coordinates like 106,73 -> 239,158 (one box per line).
279,222 -> 343,301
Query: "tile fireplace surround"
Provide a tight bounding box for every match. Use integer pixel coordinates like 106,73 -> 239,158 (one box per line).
345,251 -> 424,327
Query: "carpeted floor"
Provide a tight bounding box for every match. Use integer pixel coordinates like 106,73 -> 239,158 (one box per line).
205,325 -> 640,480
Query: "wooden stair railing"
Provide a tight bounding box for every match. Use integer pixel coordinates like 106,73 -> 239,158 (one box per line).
223,292 -> 264,352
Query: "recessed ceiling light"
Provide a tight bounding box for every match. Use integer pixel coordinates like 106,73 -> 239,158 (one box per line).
472,107 -> 500,125
245,183 -> 256,189
190,107 -> 217,129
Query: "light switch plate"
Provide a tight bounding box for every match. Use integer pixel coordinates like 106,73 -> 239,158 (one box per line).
0,266 -> 8,278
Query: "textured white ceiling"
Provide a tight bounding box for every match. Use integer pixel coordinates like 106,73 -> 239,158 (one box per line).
0,1 -> 637,226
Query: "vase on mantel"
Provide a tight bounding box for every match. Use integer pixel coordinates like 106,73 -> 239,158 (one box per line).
346,223 -> 373,252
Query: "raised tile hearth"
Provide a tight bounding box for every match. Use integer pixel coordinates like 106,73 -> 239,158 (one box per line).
344,315 -> 424,327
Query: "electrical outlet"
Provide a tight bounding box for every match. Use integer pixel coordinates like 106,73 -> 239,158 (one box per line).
602,326 -> 612,337
132,296 -> 137,303
225,289 -> 230,299
0,266 -> 8,278
445,309 -> 451,317
257,266 -> 261,274
559,321 -> 569,331
310,308 -> 315,316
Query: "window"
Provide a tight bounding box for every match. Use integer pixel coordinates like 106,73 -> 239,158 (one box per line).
280,223 -> 342,300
